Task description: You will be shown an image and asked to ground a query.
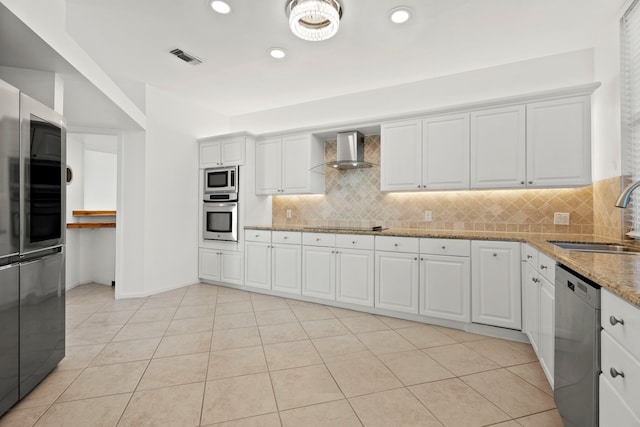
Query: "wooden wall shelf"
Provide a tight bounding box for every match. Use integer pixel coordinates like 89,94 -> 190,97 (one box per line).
67,223 -> 116,229
72,210 -> 116,217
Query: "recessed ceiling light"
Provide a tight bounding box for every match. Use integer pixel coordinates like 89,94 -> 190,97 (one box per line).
389,7 -> 412,24
210,0 -> 231,14
268,48 -> 287,59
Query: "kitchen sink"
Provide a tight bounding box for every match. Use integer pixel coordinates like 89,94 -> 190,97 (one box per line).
550,241 -> 640,255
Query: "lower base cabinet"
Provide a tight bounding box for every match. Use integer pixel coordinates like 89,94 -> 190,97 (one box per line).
302,246 -> 335,300
245,242 -> 271,289
199,248 -> 243,286
522,263 -> 540,353
375,251 -> 419,314
538,277 -> 555,383
336,248 -> 374,307
420,254 -> 470,322
271,243 -> 301,295
471,241 -> 522,330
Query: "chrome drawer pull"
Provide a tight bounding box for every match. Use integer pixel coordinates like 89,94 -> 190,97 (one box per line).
610,367 -> 625,378
540,264 -> 548,270
441,246 -> 446,250
527,254 -> 533,259
609,315 -> 625,326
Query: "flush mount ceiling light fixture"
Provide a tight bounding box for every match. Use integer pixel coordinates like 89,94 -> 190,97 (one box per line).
210,0 -> 231,14
286,0 -> 342,42
268,47 -> 287,59
389,7 -> 412,24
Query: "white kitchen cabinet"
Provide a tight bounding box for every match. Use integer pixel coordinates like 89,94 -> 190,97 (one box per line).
470,105 -> 526,189
419,238 -> 471,322
375,236 -> 420,314
199,135 -> 246,168
199,248 -> 243,286
302,245 -> 336,300
600,289 -> 640,425
380,115 -> 469,191
255,134 -> 325,195
272,243 -> 302,294
422,113 -> 470,190
302,233 -> 374,306
380,119 -> 422,191
245,241 -> 271,289
471,240 -> 522,330
526,96 -> 591,187
538,276 -> 555,383
336,248 -> 374,307
522,263 -> 540,353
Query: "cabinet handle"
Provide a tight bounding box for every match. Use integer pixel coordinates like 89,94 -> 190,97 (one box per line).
331,250 -> 335,254
610,367 -> 625,378
527,255 -> 533,259
417,185 -> 421,188
336,251 -> 340,254
352,241 -> 357,244
531,277 -> 539,283
441,246 -> 446,250
540,264 -> 548,270
528,181 -> 533,185
420,257 -> 424,261
394,243 -> 399,247
283,236 -> 288,240
609,315 -> 625,326
493,253 -> 498,257
520,181 -> 525,185
414,257 -> 418,261
316,238 -> 320,241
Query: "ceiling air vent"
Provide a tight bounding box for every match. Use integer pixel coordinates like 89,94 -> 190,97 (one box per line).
169,48 -> 202,65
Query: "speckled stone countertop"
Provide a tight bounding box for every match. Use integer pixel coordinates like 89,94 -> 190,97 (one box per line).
245,225 -> 640,308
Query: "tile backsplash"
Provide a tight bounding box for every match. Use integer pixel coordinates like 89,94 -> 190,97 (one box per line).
272,135 -> 595,234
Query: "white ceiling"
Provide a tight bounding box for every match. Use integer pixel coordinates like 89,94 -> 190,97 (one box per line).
63,0 -> 598,118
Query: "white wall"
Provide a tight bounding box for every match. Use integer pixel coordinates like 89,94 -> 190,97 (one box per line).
84,150 -> 117,209
231,49 -> 595,135
0,66 -> 56,109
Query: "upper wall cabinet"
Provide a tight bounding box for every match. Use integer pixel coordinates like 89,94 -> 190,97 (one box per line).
470,105 -> 526,189
199,135 -> 246,168
255,134 -> 325,195
526,96 -> 591,188
380,114 -> 469,191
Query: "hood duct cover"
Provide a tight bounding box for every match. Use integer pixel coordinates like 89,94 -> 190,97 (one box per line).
324,131 -> 377,170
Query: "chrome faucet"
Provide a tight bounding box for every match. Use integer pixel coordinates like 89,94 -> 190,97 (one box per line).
615,180 -> 640,208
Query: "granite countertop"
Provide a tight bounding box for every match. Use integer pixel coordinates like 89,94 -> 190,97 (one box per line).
245,225 -> 640,308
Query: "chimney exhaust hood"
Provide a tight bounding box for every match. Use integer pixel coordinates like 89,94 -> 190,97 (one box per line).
324,131 -> 377,170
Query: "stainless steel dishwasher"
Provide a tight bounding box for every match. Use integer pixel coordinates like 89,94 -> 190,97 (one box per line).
554,263 -> 601,427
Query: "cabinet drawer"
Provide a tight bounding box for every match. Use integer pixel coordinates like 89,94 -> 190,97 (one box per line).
602,290 -> 640,359
420,238 -> 470,257
600,374 -> 640,426
335,234 -> 374,250
538,252 -> 556,284
522,244 -> 539,266
245,229 -> 271,243
272,231 -> 302,245
303,232 -> 336,247
601,331 -> 640,419
375,236 -> 419,253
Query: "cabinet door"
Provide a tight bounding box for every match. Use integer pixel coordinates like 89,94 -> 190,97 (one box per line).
336,248 -> 374,307
522,264 -> 540,353
272,244 -> 301,294
245,242 -> 271,289
220,136 -> 246,166
255,138 -> 282,195
471,241 -> 522,329
200,141 -> 221,169
199,248 -> 220,281
527,96 -> 590,187
420,254 -> 470,322
600,375 -> 640,427
380,120 -> 423,191
282,135 -> 311,194
220,251 -> 243,286
375,251 -> 419,313
470,105 -> 526,189
539,277 -> 554,386
302,246 -> 336,300
423,114 -> 470,190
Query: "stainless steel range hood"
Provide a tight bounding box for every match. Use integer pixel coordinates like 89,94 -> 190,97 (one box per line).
325,131 -> 377,170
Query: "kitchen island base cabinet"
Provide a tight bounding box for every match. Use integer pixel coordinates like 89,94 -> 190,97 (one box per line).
471,241 -> 521,330
199,248 -> 243,286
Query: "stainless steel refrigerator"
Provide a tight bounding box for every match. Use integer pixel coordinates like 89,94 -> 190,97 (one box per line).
0,78 -> 65,416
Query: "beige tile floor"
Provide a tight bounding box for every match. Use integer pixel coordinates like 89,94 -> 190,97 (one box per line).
0,283 -> 564,427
